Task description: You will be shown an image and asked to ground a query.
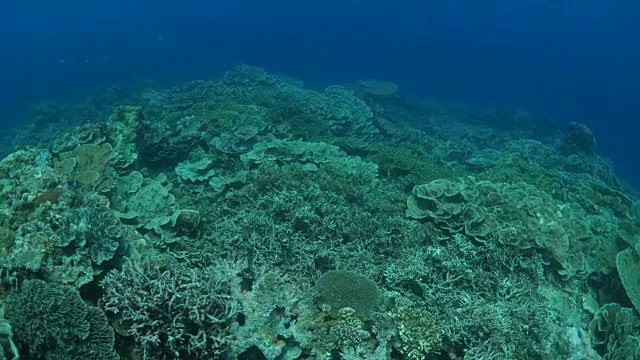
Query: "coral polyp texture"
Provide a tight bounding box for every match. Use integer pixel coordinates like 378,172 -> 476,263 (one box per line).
0,64 -> 638,360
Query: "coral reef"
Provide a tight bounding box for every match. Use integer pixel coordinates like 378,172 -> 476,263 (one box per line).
0,65 -> 638,360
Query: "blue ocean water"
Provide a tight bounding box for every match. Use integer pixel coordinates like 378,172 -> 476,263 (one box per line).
1,0 -> 639,187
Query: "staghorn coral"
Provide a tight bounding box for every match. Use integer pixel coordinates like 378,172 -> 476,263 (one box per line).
100,255 -> 241,360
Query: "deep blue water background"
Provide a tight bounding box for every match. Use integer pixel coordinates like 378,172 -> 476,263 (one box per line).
1,0 -> 639,188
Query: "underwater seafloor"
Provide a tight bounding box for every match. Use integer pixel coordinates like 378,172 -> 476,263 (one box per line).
1,65 -> 640,360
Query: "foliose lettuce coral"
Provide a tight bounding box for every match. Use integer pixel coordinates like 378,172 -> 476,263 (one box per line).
4,279 -> 118,360
589,303 -> 640,359
407,176 -> 622,278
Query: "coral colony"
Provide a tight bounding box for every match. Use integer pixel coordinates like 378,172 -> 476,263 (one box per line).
0,65 -> 638,359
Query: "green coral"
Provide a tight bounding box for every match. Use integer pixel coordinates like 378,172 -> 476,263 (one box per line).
321,85 -> 376,137
616,248 -> 640,314
175,157 -> 215,182
106,105 -> 142,169
222,65 -> 376,138
208,104 -> 269,154
116,173 -> 177,232
589,303 -> 640,359
229,270 -> 304,360
5,217 -> 100,287
393,302 -> 441,359
407,177 -> 621,278
45,252 -> 96,288
55,194 -> 126,265
4,279 -> 118,360
338,137 -> 458,186
109,170 -> 144,212
3,220 -> 52,271
3,192 -> 128,284
138,65 -> 377,165
0,305 -> 19,360
478,140 -> 564,195
241,139 -> 378,179
71,143 -> 118,192
316,270 -> 381,318
208,171 -> 248,193
329,307 -> 370,349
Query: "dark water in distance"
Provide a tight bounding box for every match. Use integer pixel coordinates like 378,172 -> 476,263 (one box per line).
1,0 -> 639,187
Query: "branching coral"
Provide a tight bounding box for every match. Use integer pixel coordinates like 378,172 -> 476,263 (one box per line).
393,301 -> 441,359
100,256 -> 241,359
